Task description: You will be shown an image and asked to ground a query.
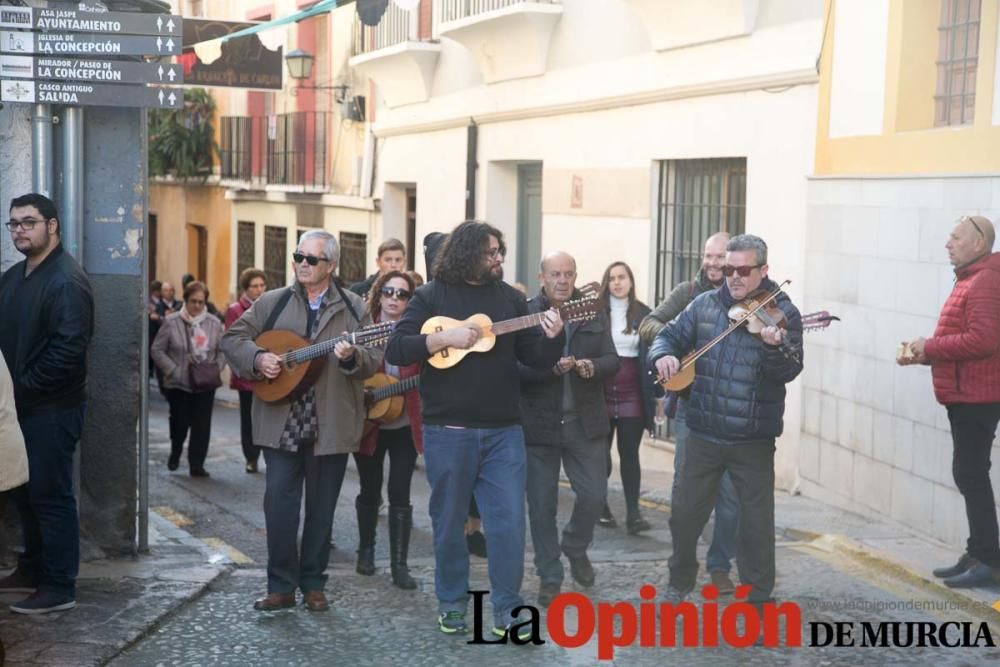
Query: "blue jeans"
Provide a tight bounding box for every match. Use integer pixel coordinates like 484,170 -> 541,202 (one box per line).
11,405 -> 86,597
422,424 -> 527,628
671,406 -> 739,573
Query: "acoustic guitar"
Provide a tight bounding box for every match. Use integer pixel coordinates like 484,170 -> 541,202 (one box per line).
253,322 -> 395,403
364,372 -> 420,423
421,295 -> 601,370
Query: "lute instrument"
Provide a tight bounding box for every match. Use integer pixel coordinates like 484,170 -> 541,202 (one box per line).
363,372 -> 419,423
253,322 -> 394,403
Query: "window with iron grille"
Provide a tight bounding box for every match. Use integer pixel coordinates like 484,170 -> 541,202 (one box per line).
339,232 -> 367,286
654,159 -> 746,306
264,225 -> 287,289
935,0 -> 981,127
237,221 -> 255,279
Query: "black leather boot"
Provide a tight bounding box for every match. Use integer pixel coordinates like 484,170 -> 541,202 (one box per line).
389,505 -> 417,590
355,497 -> 379,576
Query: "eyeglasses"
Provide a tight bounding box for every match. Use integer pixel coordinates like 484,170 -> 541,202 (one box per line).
484,246 -> 506,260
380,286 -> 411,300
5,218 -> 47,231
722,264 -> 762,278
961,215 -> 986,239
292,252 -> 327,266
187,299 -> 205,305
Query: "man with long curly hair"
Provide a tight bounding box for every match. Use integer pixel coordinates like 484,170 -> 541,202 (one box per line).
386,220 -> 565,639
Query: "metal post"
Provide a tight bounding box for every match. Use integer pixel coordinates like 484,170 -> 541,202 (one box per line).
138,108 -> 150,553
62,107 -> 84,259
32,104 -> 53,195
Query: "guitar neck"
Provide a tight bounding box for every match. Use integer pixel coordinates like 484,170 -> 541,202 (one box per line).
490,311 -> 548,336
284,333 -> 351,364
371,375 -> 419,402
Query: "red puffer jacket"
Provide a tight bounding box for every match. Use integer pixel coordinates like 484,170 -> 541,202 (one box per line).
924,252 -> 1000,404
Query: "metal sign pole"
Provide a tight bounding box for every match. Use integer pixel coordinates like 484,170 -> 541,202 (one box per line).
62,106 -> 83,258
138,108 -> 150,554
31,103 -> 52,195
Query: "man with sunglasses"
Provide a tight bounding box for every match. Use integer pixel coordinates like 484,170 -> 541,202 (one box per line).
222,229 -> 380,614
386,220 -> 565,639
649,234 -> 803,606
0,193 -> 94,614
638,231 -> 741,595
900,215 -> 1000,589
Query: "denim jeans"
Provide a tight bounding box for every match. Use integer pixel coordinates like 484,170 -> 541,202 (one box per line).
422,423 -> 527,628
11,404 -> 86,597
672,405 -> 739,573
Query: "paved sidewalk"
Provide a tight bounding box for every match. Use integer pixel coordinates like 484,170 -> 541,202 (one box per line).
0,513 -> 231,667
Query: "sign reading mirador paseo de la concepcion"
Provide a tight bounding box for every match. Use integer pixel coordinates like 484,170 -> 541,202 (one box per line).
0,6 -> 183,109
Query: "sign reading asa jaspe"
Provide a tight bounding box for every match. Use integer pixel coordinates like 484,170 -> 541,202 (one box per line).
0,7 -> 182,37
0,55 -> 183,84
0,79 -> 183,108
0,31 -> 179,57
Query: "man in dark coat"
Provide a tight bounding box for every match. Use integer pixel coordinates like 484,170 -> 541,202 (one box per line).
650,234 -> 802,604
349,238 -> 406,298
520,251 -> 619,606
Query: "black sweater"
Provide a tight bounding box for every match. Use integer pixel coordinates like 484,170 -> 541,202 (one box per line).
385,279 -> 565,428
0,244 -> 94,417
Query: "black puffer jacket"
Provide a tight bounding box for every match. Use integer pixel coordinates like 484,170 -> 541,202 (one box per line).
647,278 -> 803,444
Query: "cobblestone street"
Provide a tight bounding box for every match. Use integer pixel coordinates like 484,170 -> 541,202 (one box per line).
103,397 -> 1000,666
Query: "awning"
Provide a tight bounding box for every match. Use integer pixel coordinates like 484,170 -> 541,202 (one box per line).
191,0 -> 336,63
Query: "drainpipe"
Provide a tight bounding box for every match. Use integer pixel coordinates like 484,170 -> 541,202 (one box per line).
465,120 -> 477,220
32,105 -> 53,196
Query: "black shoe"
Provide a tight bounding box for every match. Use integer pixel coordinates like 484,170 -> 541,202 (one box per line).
190,468 -> 210,478
933,553 -> 973,578
0,569 -> 38,594
565,552 -> 595,588
598,503 -> 617,528
389,505 -> 417,590
664,586 -> 690,605
10,591 -> 76,615
943,562 -> 1000,589
245,461 -> 259,473
467,531 -> 487,558
167,454 -> 179,471
538,581 -> 561,607
355,497 -> 379,577
626,516 -> 651,535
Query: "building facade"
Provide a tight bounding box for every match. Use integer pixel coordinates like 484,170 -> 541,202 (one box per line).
803,0 -> 1000,547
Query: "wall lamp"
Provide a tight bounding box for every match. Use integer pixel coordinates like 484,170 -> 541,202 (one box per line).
285,48 -> 350,102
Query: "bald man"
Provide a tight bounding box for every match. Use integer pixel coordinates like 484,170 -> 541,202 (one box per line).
634,230 -> 740,595
901,215 -> 1000,588
520,252 -> 619,606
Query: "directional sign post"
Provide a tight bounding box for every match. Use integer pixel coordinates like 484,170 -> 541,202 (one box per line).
0,55 -> 183,84
0,7 -> 182,37
0,31 -> 180,57
1,79 -> 182,109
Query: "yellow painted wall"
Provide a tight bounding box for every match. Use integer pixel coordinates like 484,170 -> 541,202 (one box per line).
149,182 -> 233,306
816,0 -> 1000,174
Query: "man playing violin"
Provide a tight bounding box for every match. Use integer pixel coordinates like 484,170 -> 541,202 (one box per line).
385,221 -> 565,639
650,234 -> 803,605
222,230 -> 380,613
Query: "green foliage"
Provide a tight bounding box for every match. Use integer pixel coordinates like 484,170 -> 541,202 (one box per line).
148,88 -> 218,179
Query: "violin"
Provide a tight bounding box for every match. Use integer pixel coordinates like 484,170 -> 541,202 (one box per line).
727,291 -> 800,363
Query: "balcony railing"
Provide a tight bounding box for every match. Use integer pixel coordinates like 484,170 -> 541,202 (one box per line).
220,112 -> 328,190
440,0 -> 560,22
353,2 -> 417,56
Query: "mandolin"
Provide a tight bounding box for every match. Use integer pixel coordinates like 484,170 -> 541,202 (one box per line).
364,372 -> 420,423
421,295 -> 601,370
253,322 -> 395,403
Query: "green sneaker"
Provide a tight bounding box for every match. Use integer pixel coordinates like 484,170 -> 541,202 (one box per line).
492,621 -> 533,642
438,611 -> 468,634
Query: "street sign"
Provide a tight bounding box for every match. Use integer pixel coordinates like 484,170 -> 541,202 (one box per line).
0,79 -> 182,108
0,31 -> 179,57
0,7 -> 182,37
0,55 -> 183,84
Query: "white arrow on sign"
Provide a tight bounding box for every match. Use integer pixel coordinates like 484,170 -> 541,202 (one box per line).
156,16 -> 163,32
167,67 -> 176,82
165,38 -> 174,53
166,18 -> 176,33
156,36 -> 162,52
168,92 -> 176,106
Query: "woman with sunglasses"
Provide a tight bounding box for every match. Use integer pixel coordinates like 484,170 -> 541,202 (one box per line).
151,280 -> 224,477
353,270 -> 423,589
597,261 -> 657,534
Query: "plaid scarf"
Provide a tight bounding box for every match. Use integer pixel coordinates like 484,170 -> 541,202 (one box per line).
276,387 -> 318,452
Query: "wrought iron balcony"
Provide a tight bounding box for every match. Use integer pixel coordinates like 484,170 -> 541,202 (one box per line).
219,111 -> 328,191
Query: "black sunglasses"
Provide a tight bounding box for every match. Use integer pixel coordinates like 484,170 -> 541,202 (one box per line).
380,286 -> 411,300
292,252 -> 327,266
722,264 -> 762,278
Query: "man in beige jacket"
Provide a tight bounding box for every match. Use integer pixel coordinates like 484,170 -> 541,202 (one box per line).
222,230 -> 380,614
0,349 -> 28,493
